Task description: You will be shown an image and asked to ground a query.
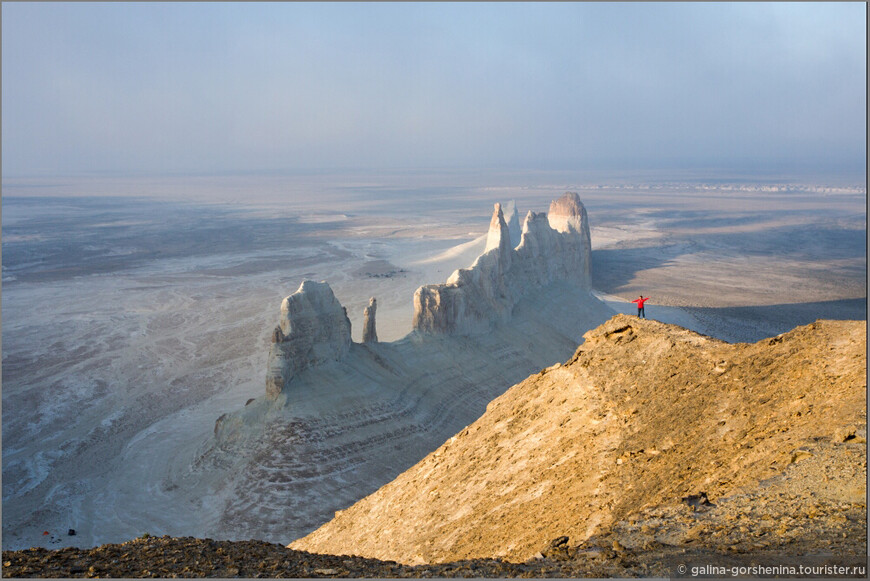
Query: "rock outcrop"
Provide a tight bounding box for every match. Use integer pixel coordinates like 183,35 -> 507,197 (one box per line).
265,280 -> 352,399
362,298 -> 378,344
291,316 -> 867,564
412,193 -> 591,335
264,194 -> 592,395
545,193 -> 591,284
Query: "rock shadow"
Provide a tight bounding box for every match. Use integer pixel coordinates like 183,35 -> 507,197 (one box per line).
591,244 -> 683,295
592,220 -> 866,297
684,298 -> 867,344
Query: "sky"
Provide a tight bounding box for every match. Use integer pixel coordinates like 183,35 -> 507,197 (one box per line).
2,2 -> 866,178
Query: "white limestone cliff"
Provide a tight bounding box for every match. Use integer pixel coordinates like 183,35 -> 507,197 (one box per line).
546,191 -> 591,286
265,280 -> 352,399
412,192 -> 592,335
264,193 -> 592,396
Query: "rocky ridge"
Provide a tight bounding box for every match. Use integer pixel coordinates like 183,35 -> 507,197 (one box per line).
291,315 -> 867,565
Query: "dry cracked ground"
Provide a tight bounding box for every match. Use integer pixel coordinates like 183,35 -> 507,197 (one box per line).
4,315 -> 867,578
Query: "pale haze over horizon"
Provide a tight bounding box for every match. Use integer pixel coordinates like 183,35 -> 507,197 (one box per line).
2,2 -> 866,180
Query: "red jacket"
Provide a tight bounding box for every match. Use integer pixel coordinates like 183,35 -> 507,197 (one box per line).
632,297 -> 649,307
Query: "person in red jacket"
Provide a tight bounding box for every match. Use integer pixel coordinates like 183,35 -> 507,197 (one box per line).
632,295 -> 649,318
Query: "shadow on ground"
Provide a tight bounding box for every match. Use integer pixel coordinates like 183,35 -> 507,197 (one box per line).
683,298 -> 867,344
591,245 -> 683,294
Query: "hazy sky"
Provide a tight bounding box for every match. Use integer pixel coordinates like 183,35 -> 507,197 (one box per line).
2,2 -> 866,178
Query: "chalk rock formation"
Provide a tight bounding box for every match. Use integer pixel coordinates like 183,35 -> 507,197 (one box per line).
265,280 -> 352,399
412,193 -> 591,335
547,191 -> 588,234
362,297 -> 378,344
414,203 -> 514,335
547,192 -> 591,285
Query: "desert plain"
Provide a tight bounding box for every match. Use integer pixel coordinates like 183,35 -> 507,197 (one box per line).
1,170 -> 865,553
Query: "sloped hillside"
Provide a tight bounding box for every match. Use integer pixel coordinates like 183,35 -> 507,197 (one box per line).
291,315 -> 867,564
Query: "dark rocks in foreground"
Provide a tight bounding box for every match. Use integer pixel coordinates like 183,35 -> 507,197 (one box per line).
1,536 -> 595,578
4,534 -> 868,578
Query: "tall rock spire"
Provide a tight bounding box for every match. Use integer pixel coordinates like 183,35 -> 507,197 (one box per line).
484,202 -> 512,267
362,297 -> 378,344
546,192 -> 591,287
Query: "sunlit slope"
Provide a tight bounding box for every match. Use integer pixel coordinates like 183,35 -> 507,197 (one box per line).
291,315 -> 866,564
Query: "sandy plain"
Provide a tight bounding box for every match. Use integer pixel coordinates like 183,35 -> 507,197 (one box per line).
1,172 -> 865,550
